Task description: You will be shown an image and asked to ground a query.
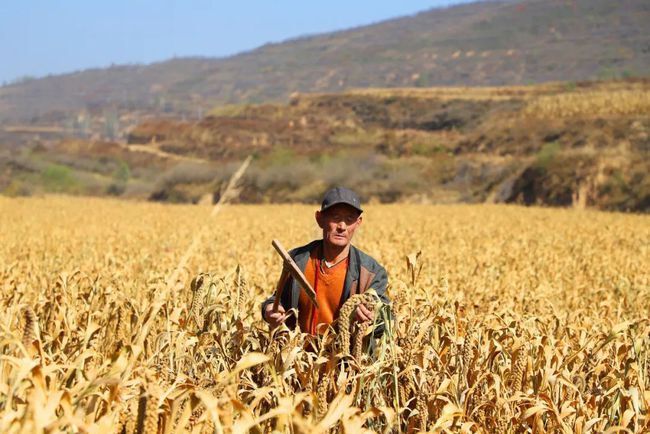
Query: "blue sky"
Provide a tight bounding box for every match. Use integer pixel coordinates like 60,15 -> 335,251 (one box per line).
0,0 -> 474,84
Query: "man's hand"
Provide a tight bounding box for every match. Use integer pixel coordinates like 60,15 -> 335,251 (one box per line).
264,304 -> 287,329
355,303 -> 374,323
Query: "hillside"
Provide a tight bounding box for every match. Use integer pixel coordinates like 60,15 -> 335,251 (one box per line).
2,79 -> 649,212
0,0 -> 649,126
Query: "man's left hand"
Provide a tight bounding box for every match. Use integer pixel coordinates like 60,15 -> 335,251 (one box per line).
355,303 -> 374,323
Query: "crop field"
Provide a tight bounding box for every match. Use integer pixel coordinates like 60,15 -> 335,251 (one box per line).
1,196 -> 649,433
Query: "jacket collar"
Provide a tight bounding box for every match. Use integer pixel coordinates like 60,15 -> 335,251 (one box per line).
295,239 -> 360,278
290,240 -> 361,307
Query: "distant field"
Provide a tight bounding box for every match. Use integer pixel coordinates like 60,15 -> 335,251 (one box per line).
350,81 -> 650,117
1,196 -> 649,432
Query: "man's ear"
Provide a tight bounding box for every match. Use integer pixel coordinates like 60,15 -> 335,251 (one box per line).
315,210 -> 324,228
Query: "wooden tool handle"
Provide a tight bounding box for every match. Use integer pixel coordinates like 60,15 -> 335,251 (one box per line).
272,239 -> 319,309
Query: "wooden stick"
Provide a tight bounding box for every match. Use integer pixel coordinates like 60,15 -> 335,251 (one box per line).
271,239 -> 319,311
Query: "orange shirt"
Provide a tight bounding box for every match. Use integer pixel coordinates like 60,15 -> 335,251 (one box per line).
298,247 -> 348,335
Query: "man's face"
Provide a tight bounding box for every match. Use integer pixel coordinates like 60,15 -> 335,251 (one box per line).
316,204 -> 362,248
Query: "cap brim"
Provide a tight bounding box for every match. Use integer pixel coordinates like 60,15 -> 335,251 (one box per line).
321,201 -> 363,214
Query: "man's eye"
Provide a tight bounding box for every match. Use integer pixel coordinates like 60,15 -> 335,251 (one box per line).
329,214 -> 357,224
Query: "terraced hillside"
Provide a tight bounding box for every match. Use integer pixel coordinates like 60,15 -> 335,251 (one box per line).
5,79 -> 647,211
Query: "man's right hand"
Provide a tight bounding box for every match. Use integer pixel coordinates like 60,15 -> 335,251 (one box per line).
264,304 -> 287,329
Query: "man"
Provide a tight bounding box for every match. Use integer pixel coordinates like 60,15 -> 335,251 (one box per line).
261,187 -> 390,334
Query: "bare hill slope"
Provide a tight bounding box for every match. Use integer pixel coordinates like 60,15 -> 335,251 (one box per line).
1,0 -> 648,123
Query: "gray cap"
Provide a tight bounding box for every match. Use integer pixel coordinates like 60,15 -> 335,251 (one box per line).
321,187 -> 363,213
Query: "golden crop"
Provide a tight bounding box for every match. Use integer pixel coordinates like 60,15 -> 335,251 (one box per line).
1,196 -> 649,433
523,89 -> 650,118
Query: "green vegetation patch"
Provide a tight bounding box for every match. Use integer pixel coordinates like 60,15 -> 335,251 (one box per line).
208,104 -> 251,118
41,164 -> 80,193
535,142 -> 561,168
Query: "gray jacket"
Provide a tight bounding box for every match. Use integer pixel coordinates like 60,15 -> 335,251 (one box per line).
261,239 -> 390,330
